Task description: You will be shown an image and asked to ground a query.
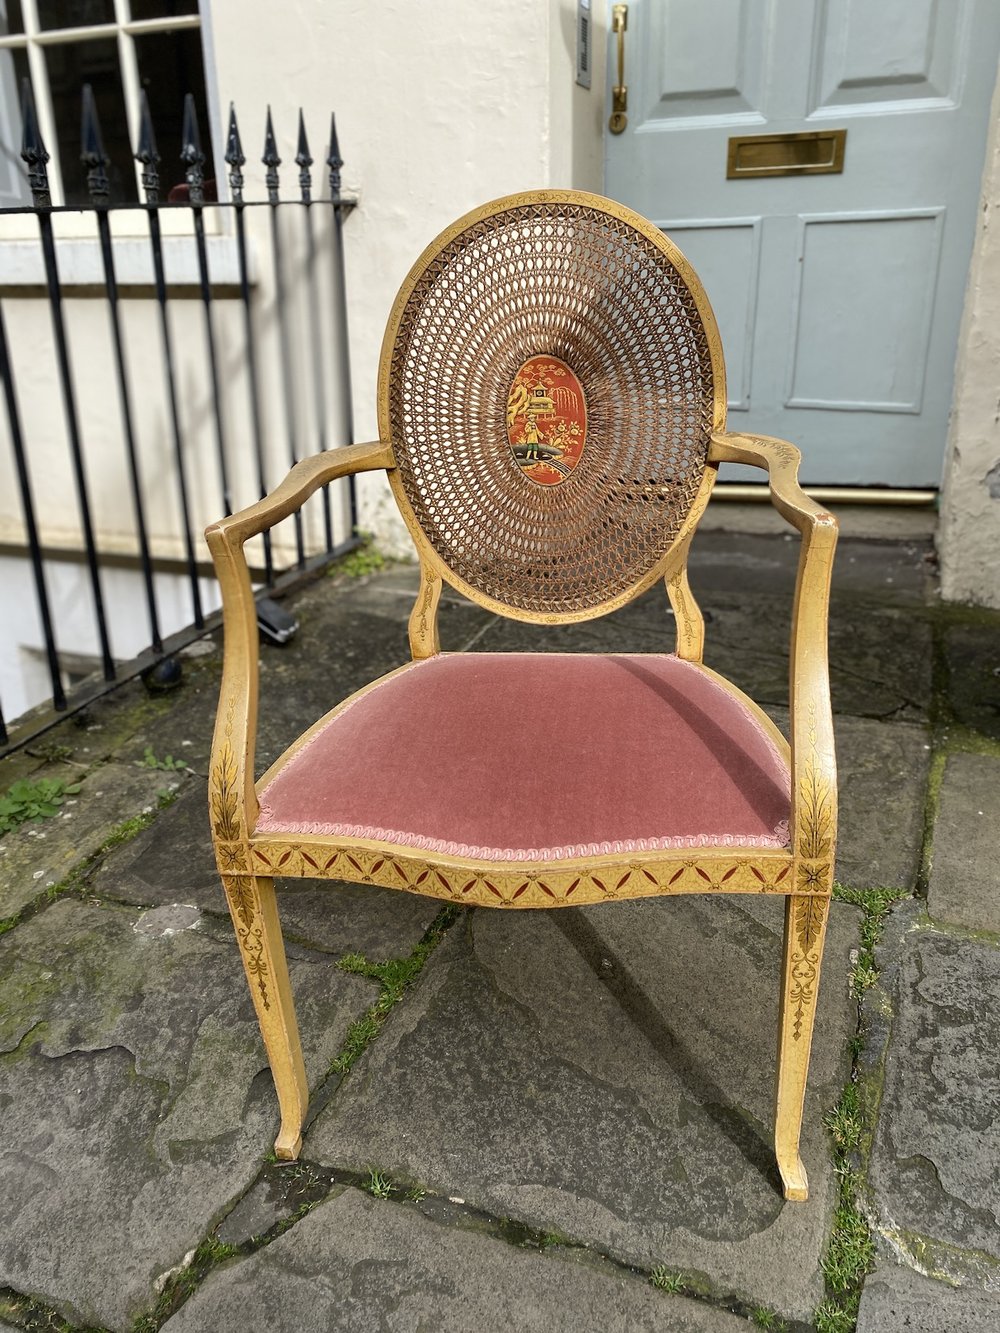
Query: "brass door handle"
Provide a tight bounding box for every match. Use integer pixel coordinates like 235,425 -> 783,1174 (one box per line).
609,4 -> 628,134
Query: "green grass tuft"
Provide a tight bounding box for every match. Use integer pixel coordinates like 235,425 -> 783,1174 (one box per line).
815,1297 -> 858,1333
815,884 -> 906,1330
823,1168 -> 875,1296
751,1308 -> 788,1331
833,884 -> 909,998
367,1168 -> 392,1199
825,1083 -> 864,1157
650,1265 -> 684,1294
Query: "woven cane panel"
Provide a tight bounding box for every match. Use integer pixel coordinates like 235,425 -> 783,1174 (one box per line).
386,200 -> 716,616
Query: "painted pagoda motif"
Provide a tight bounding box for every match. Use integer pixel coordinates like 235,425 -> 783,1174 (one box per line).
506,355 -> 588,486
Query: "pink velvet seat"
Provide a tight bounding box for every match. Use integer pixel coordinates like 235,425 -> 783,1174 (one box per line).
257,653 -> 790,861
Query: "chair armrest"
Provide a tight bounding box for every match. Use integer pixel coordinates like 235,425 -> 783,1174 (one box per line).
708,431 -> 830,534
708,431 -> 839,886
205,441 -> 394,857
206,440 -> 394,547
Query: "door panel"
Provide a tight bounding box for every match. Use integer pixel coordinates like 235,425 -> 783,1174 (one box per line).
606,0 -> 1000,486
655,218 -> 762,412
810,0 -> 965,113
787,211 -> 944,412
644,0 -> 768,123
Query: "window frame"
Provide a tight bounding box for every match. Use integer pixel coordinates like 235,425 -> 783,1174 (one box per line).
0,0 -> 219,208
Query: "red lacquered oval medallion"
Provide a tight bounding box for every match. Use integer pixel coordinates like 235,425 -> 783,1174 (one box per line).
506,355 -> 587,486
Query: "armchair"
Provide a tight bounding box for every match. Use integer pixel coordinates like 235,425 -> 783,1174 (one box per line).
206,191 -> 837,1202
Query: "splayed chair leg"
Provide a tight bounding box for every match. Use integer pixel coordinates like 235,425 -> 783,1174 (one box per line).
775,892 -> 831,1201
222,872 -> 308,1159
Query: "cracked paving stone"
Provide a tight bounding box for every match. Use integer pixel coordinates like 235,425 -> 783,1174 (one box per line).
0,898 -> 377,1331
162,1185 -> 750,1332
857,1259 -> 1000,1332
928,752 -> 1000,934
306,896 -> 859,1321
91,782 -> 440,957
868,911 -> 1000,1285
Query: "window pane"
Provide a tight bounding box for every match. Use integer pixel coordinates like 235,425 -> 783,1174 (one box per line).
37,1 -> 115,29
129,0 -> 198,20
1,1 -> 26,36
134,26 -> 210,197
0,48 -> 32,204
46,37 -> 137,204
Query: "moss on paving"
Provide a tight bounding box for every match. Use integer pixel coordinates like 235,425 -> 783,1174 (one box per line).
130,1238 -> 241,1333
0,803 -> 170,942
0,1286 -> 110,1332
814,884 -> 912,1332
327,905 -> 460,1077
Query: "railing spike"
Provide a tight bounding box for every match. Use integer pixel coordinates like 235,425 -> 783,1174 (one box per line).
326,112 -> 343,199
262,105 -> 280,202
81,85 -> 110,205
180,92 -> 205,205
225,103 -> 245,204
135,89 -> 161,203
20,78 -> 51,207
295,109 -> 312,203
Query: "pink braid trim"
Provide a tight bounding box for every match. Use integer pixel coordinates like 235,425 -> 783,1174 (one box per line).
253,816 -> 792,862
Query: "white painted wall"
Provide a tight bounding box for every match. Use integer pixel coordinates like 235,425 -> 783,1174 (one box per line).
938,60 -> 1000,610
0,0 -> 609,720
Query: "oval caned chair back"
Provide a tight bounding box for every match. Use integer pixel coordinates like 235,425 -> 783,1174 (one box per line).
378,190 -> 727,620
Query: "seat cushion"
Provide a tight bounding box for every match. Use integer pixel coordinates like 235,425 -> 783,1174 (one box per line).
256,653 -> 790,862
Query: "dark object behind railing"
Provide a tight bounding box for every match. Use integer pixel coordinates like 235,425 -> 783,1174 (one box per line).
0,82 -> 360,755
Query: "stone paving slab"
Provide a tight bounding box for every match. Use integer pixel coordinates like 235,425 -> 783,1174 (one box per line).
942,618 -> 1000,741
928,752 -> 1000,933
0,760 -> 169,920
468,579 -> 932,725
164,1185 -> 751,1332
0,898 -> 377,1331
867,907 -> 1000,1287
687,530 -> 933,606
307,896 -> 859,1321
857,1259 -> 1000,1332
832,717 -> 930,890
91,781 -> 440,958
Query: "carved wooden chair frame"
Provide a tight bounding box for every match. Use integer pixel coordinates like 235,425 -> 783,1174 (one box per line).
207,190 -> 837,1203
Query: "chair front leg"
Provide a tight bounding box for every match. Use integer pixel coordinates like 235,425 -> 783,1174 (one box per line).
775,891 -> 831,1201
222,872 -> 308,1160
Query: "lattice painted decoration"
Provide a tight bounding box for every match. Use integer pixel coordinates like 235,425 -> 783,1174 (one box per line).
382,195 -> 722,616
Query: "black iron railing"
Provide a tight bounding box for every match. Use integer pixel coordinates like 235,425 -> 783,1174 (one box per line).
0,81 -> 360,754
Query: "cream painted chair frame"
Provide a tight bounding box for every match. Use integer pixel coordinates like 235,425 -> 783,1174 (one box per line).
207,192 -> 837,1203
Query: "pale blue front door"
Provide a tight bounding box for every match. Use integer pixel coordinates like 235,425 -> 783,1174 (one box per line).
605,0 -> 1000,486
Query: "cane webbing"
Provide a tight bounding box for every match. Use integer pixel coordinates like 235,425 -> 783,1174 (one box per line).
384,196 -> 718,616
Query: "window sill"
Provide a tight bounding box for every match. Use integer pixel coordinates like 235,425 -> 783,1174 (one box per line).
0,193 -> 357,290
0,233 -> 246,289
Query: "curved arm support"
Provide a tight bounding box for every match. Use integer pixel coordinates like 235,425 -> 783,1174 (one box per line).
708,432 -> 838,880
208,441 -> 394,546
205,441 -> 394,861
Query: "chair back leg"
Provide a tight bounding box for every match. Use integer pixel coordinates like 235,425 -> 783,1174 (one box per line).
222,872 -> 308,1159
774,892 -> 832,1201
